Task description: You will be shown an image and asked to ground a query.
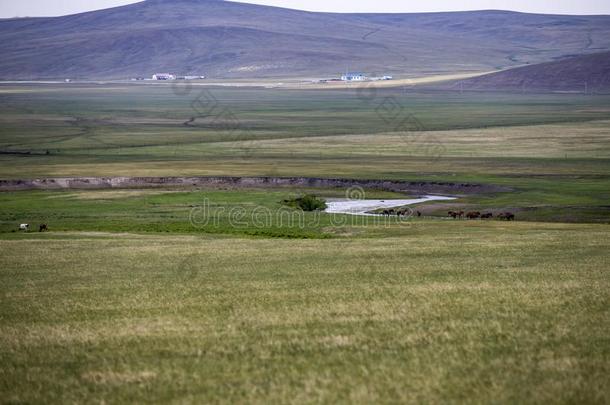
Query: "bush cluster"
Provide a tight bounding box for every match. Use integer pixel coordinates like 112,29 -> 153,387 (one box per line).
282,194 -> 327,211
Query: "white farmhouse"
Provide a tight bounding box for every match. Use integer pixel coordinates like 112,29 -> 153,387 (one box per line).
341,72 -> 367,82
152,73 -> 176,81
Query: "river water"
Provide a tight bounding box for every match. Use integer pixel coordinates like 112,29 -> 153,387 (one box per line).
325,195 -> 456,216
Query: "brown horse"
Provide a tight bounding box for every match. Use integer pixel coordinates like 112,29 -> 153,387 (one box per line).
466,211 -> 481,219
39,224 -> 48,232
498,212 -> 515,221
396,209 -> 411,219
481,213 -> 493,219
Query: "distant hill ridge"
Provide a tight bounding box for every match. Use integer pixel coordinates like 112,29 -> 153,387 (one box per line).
1,0 -> 610,79
454,51 -> 610,93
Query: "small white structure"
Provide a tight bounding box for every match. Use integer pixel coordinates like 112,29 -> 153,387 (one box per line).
370,75 -> 394,81
341,72 -> 367,82
19,224 -> 29,231
152,73 -> 176,81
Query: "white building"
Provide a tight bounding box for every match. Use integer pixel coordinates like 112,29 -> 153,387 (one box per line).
341,72 -> 367,82
370,75 -> 394,81
152,73 -> 176,81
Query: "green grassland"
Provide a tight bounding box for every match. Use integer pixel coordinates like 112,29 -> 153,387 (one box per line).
1,224 -> 609,403
1,84 -> 610,163
1,83 -> 609,222
0,187 -> 412,239
0,83 -> 609,403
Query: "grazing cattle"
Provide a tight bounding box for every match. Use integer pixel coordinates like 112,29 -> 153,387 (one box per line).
466,211 -> 481,220
449,210 -> 465,219
396,210 -> 409,218
39,224 -> 48,232
19,224 -> 29,231
481,213 -> 493,219
417,211 -> 422,217
498,212 -> 516,221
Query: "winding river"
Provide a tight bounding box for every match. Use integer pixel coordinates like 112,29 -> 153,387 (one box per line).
325,195 -> 456,216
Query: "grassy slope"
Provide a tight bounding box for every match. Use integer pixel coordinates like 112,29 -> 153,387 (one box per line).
3,5 -> 610,79
456,51 -> 610,92
1,225 -> 608,403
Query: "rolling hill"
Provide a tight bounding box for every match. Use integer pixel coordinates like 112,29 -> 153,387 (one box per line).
453,51 -> 610,93
1,0 -> 610,79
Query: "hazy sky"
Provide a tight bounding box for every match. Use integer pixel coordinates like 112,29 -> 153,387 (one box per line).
1,0 -> 609,18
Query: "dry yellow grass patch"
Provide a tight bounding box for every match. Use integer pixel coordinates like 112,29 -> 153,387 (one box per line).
244,120 -> 610,159
293,71 -> 497,89
0,224 -> 608,403
81,371 -> 157,385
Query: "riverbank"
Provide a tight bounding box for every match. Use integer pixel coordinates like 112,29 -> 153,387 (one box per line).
0,176 -> 507,195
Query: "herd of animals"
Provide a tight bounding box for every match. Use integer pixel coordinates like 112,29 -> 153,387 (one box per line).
448,211 -> 515,220
378,209 -> 516,220
380,209 -> 421,218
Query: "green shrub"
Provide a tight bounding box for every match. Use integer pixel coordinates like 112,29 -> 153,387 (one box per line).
282,194 -> 327,211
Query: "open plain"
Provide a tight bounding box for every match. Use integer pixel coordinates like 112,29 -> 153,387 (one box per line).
0,82 -> 609,403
